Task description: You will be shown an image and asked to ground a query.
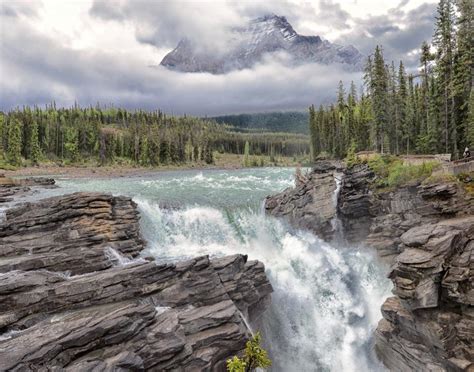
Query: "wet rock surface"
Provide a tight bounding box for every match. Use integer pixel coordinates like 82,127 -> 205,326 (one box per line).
0,175 -> 56,203
266,162 -> 474,371
264,161 -> 342,240
0,192 -> 272,371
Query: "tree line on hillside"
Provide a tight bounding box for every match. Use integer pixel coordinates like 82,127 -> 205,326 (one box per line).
310,0 -> 473,160
212,112 -> 309,134
0,105 -> 310,167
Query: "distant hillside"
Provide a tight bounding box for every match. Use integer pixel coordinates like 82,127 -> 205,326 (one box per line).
211,111 -> 309,134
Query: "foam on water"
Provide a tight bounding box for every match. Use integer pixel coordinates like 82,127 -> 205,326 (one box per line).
51,167 -> 391,371
138,199 -> 390,371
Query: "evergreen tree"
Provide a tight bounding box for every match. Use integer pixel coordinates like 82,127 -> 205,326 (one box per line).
7,118 -> 22,166
140,137 -> 149,166
30,119 -> 41,165
452,0 -> 473,153
396,61 -> 408,154
467,88 -> 474,147
243,141 -> 250,167
433,0 -> 457,155
371,46 -> 389,153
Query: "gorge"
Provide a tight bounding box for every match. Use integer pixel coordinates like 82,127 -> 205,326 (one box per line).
266,161 -> 474,371
0,164 -> 472,371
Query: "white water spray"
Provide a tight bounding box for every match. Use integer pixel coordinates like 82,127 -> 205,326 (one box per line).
52,168 -> 391,372
138,199 -> 390,371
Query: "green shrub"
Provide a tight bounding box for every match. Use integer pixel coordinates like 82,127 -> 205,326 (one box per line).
345,141 -> 360,167
226,332 -> 271,372
367,154 -> 396,179
366,154 -> 440,188
385,161 -> 439,187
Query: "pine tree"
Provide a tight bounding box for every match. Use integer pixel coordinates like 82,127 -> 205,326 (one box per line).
467,88 -> 474,147
30,119 -> 41,165
433,0 -> 457,155
7,118 -> 22,166
64,126 -> 79,162
243,141 -> 250,167
140,137 -> 149,166
452,0 -> 473,153
309,105 -> 318,160
420,41 -> 433,135
396,61 -> 408,154
371,46 -> 389,153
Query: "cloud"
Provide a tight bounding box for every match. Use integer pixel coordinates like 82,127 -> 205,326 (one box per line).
0,11 -> 361,115
335,2 -> 437,69
1,0 -> 439,114
0,1 -> 39,18
90,0 -> 243,52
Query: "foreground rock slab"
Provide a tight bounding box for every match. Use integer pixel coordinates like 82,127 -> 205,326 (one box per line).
0,192 -> 272,371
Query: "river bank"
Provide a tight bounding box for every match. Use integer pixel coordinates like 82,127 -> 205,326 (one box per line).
1,153 -> 307,179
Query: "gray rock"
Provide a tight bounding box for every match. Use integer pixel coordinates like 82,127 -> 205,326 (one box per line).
264,161 -> 339,240
0,192 -> 273,371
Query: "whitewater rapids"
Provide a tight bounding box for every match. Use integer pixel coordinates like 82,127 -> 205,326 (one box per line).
51,168 -> 391,371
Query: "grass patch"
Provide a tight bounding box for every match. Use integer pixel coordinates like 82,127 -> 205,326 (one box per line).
457,172 -> 474,195
0,156 -> 18,171
423,173 -> 458,185
366,154 -> 440,188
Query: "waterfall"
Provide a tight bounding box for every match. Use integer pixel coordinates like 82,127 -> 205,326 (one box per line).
331,172 -> 345,243
138,199 -> 391,371
52,168 -> 391,372
105,247 -> 145,266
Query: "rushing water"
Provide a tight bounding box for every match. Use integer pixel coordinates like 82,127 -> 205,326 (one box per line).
27,168 -> 391,371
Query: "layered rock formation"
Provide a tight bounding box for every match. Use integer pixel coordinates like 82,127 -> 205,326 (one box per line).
264,161 -> 341,241
266,161 -> 474,371
375,216 -> 474,371
338,164 -> 474,261
0,192 -> 272,370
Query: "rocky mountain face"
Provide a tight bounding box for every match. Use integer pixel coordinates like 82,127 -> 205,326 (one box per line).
0,182 -> 273,370
266,162 -> 474,371
160,15 -> 364,74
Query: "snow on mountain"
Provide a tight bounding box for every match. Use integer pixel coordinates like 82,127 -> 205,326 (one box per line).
160,15 -> 364,74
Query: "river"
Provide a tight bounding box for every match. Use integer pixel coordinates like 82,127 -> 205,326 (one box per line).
22,167 -> 392,371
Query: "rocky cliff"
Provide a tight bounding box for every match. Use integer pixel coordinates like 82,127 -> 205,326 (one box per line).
0,191 -> 273,370
266,161 -> 474,371
264,161 -> 342,241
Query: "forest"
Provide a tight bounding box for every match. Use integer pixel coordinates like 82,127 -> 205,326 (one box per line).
309,0 -> 473,160
212,112 -> 309,134
0,105 -> 309,168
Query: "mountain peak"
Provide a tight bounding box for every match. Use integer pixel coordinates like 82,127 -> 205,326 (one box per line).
160,15 -> 363,74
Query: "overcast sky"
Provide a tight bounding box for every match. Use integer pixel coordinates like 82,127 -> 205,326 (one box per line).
0,0 -> 438,115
